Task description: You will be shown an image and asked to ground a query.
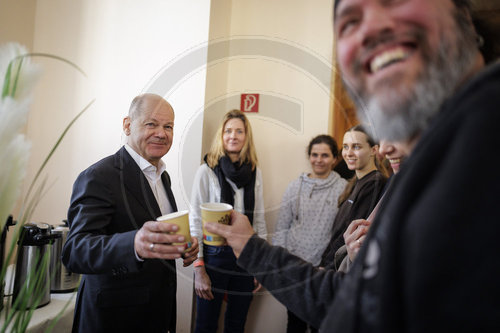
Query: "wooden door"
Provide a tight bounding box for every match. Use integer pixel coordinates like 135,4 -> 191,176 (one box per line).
330,64 -> 358,149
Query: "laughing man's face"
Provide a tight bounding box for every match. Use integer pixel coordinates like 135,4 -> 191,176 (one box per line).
334,0 -> 478,141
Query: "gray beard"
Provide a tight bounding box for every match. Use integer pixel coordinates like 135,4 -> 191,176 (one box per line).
357,54 -> 451,142
348,12 -> 478,142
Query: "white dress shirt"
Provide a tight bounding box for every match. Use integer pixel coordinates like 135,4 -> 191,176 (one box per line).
125,145 -> 174,262
124,144 -> 173,216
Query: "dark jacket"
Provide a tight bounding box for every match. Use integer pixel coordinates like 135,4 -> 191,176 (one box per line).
320,170 -> 386,268
238,62 -> 500,332
62,147 -> 177,333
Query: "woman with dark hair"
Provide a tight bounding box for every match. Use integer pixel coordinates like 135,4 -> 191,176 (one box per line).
273,134 -> 347,333
320,125 -> 387,268
336,138 -> 411,273
189,109 -> 266,333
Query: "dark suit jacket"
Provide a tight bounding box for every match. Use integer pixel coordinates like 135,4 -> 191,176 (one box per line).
62,147 -> 178,333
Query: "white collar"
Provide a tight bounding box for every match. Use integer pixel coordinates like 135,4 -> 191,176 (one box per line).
124,144 -> 166,177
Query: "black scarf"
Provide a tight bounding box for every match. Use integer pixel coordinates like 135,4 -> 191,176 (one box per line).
205,155 -> 256,224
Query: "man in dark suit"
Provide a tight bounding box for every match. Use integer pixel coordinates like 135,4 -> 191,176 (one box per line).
62,93 -> 199,333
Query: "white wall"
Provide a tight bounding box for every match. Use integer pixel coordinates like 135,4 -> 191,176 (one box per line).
203,1 -> 335,332
20,1 -> 211,332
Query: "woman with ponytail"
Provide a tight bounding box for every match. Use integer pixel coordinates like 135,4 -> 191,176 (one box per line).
190,109 -> 266,333
320,125 -> 387,269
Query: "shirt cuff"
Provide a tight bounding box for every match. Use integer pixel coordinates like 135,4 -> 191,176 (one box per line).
135,248 -> 145,262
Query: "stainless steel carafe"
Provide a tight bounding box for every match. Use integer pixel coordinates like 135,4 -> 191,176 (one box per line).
50,222 -> 80,292
12,222 -> 60,309
1,215 -> 16,311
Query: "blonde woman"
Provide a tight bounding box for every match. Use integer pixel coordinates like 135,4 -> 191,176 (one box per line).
190,110 -> 266,333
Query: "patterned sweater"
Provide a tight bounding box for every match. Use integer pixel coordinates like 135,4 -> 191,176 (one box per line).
273,171 -> 347,266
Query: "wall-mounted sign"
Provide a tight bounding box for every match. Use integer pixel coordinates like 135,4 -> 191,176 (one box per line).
240,94 -> 259,113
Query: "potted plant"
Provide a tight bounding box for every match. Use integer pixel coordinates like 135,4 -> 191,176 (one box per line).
0,42 -> 93,332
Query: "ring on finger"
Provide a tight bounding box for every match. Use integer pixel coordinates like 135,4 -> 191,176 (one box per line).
150,243 -> 155,251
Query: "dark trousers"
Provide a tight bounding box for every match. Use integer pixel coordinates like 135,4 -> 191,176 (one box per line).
287,309 -> 318,333
194,245 -> 254,333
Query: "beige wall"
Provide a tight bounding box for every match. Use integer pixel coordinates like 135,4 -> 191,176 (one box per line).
204,0 -> 335,225
203,1 -> 335,332
0,0 -> 36,47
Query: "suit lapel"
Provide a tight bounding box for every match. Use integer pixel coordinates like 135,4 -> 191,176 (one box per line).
114,147 -> 162,220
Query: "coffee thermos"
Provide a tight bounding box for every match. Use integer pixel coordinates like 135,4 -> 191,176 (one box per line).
50,221 -> 80,292
1,215 -> 16,311
12,222 -> 60,309
1,216 -> 16,277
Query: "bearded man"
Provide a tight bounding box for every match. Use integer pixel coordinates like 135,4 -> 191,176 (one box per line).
204,0 -> 500,332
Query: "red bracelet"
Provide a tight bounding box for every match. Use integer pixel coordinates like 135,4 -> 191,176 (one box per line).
194,259 -> 205,267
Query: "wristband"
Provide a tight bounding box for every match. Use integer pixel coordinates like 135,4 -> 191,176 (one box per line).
194,259 -> 205,267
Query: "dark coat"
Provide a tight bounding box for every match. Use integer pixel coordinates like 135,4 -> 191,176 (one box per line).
238,62 -> 500,332
62,147 -> 178,333
320,170 -> 386,268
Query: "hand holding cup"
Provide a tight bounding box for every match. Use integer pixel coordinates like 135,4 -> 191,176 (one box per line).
200,203 -> 233,246
204,210 -> 255,258
156,210 -> 192,251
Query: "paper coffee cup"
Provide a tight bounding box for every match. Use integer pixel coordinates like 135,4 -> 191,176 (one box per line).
157,210 -> 192,250
200,203 -> 233,246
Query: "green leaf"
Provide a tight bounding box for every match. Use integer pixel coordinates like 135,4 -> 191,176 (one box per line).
2,61 -> 13,98
2,52 -> 86,100
10,57 -> 24,99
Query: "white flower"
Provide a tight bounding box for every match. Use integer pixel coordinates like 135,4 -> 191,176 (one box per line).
0,43 -> 40,101
0,43 -> 40,229
0,42 -> 90,327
